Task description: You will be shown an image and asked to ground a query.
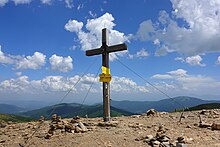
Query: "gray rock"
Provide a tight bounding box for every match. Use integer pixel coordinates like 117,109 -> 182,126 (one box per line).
176,142 -> 187,147
146,109 -> 157,116
160,136 -> 170,142
153,140 -> 160,145
78,122 -> 88,132
161,141 -> 170,147
75,126 -> 83,133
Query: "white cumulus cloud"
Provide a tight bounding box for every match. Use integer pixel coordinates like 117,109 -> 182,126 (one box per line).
0,46 -> 46,70
175,55 -> 206,66
129,48 -> 149,59
15,52 -> 46,70
0,0 -> 8,7
216,56 -> 220,65
136,0 -> 220,56
65,13 -> 131,61
168,69 -> 187,77
65,0 -> 73,8
0,46 -> 14,64
12,0 -> 32,5
49,54 -> 73,72
152,69 -> 187,79
185,55 -> 206,66
65,20 -> 83,32
40,0 -> 52,5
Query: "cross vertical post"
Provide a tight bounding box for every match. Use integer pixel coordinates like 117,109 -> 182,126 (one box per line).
86,28 -> 127,122
102,28 -> 110,122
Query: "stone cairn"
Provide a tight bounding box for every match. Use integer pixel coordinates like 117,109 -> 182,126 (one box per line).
198,110 -> 220,130
136,125 -> 193,147
136,125 -> 171,146
45,114 -> 88,139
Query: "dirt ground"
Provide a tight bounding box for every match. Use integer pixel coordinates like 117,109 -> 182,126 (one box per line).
0,110 -> 220,147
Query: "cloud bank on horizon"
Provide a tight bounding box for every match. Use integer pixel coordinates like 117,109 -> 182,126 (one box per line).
0,0 -> 220,103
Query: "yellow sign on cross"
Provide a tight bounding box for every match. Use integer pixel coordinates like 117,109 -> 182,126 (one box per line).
102,66 -> 110,74
99,66 -> 111,83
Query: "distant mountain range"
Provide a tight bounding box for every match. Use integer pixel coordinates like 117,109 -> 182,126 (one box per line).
0,96 -> 220,120
20,103 -> 133,119
111,96 -> 220,113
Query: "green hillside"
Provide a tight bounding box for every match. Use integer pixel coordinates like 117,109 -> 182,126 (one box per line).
0,114 -> 34,123
188,103 -> 220,111
20,103 -> 133,119
0,104 -> 25,114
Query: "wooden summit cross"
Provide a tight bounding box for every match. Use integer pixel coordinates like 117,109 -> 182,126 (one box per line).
86,28 -> 127,122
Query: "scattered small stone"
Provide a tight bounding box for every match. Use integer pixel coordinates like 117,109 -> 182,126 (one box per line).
153,140 -> 160,145
199,122 -> 212,128
186,125 -> 192,128
200,110 -> 208,115
176,142 -> 187,147
0,140 -> 6,143
177,136 -> 193,144
160,136 -> 170,142
98,121 -> 119,127
130,115 -> 141,118
45,133 -> 52,139
177,136 -> 186,143
212,110 -> 219,115
0,122 -> 7,128
143,135 -> 154,142
146,109 -> 157,116
211,123 -> 220,130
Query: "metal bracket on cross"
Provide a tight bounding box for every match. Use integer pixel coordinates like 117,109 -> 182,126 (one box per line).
99,66 -> 111,83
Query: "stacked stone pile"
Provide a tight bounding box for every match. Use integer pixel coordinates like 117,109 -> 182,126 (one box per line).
135,125 -> 172,146
45,114 -> 88,139
198,110 -> 220,130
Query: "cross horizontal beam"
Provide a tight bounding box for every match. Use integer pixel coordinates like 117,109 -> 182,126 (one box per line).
85,43 -> 127,56
86,48 -> 102,56
107,43 -> 127,53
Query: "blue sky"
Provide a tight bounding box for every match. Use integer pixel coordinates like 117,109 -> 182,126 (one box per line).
0,0 -> 220,105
